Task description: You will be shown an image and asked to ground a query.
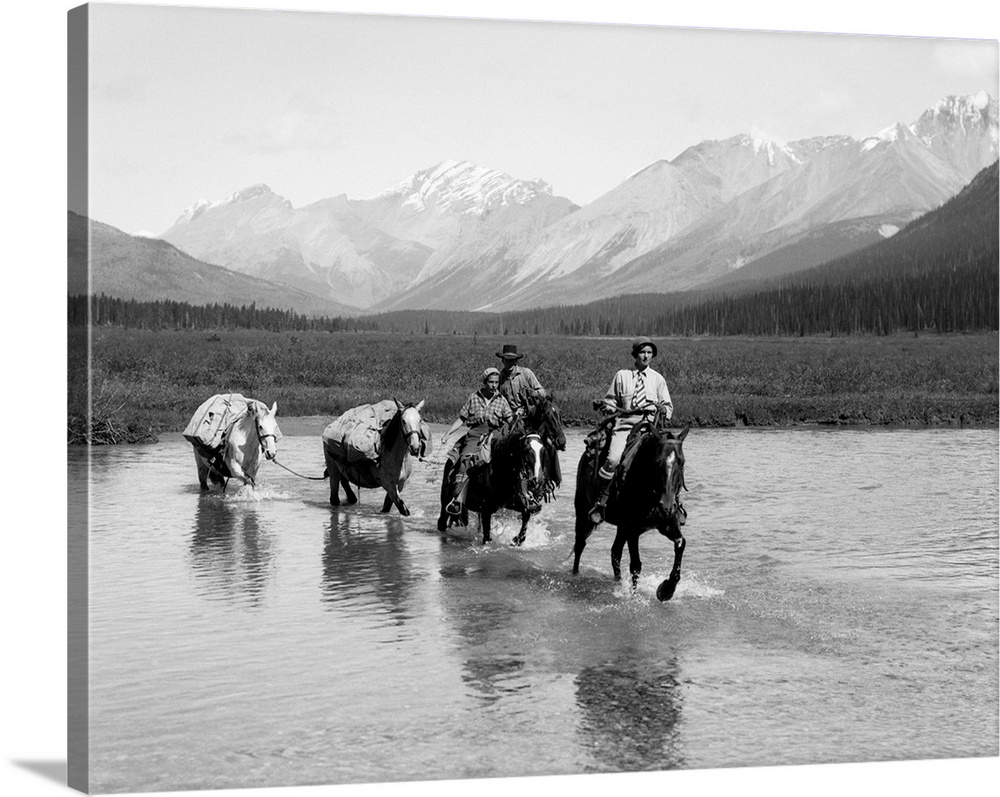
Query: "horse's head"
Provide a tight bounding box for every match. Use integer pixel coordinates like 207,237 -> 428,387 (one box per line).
653,427 -> 688,524
252,400 -> 282,460
394,398 -> 426,457
525,393 -> 566,452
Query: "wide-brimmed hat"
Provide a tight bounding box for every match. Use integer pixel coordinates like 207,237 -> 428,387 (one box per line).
631,336 -> 658,357
496,344 -> 524,361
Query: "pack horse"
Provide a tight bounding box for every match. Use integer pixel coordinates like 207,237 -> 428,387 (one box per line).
184,393 -> 282,492
322,399 -> 432,516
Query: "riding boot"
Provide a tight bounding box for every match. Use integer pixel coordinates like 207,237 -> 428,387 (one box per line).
446,474 -> 470,515
588,472 -> 614,524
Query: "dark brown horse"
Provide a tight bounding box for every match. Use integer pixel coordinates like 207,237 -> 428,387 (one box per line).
573,417 -> 689,601
322,401 -> 431,516
438,394 -> 565,545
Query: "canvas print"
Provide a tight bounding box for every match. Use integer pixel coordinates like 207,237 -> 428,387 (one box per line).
67,2 -> 999,794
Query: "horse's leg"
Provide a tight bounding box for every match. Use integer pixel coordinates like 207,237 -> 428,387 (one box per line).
572,514 -> 595,574
656,522 -> 687,602
382,481 -> 409,516
610,526 -> 627,581
194,450 -> 210,490
322,446 -> 341,506
481,512 -> 492,545
341,475 -> 357,504
512,511 -> 529,547
626,533 -> 642,591
438,460 -> 453,532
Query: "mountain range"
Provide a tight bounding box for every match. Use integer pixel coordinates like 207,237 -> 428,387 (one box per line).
135,92 -> 998,313
68,211 -> 358,317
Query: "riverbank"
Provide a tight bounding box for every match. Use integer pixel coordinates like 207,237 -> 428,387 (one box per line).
68,328 -> 999,443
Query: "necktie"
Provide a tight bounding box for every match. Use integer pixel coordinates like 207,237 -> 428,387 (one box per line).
632,370 -> 646,409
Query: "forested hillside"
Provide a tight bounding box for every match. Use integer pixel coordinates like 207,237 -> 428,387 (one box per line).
70,162 -> 998,337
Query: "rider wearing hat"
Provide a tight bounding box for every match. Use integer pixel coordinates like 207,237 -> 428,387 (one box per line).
496,344 -> 547,417
589,336 -> 673,523
445,367 -> 514,515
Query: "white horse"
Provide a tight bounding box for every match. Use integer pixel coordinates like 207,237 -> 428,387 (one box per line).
188,397 -> 282,492
322,399 -> 431,516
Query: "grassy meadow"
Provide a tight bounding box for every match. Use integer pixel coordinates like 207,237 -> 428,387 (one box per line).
68,327 -> 999,443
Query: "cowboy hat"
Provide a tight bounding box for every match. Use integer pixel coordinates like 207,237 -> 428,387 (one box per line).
631,336 -> 658,357
495,344 -> 524,361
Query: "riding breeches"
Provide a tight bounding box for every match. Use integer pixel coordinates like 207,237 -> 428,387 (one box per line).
599,422 -> 634,479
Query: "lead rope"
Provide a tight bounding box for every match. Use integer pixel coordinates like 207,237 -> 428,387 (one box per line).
271,457 -> 328,481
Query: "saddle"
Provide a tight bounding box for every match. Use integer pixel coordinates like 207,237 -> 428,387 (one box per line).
583,420 -> 658,525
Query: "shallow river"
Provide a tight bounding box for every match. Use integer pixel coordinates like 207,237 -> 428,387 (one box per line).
70,424 -> 998,793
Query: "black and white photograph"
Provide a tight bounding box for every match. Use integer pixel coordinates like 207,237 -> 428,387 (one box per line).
3,2 -> 999,797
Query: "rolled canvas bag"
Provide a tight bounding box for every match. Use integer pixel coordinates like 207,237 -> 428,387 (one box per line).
323,400 -> 398,462
183,393 -> 250,452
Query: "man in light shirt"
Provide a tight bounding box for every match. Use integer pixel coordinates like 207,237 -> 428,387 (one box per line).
589,336 -> 673,523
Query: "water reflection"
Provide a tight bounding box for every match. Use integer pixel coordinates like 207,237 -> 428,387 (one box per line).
189,496 -> 275,607
438,558 -> 533,705
320,512 -> 414,624
574,656 -> 684,772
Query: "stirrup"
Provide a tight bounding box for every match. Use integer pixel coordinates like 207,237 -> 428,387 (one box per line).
446,499 -> 464,516
588,502 -> 606,524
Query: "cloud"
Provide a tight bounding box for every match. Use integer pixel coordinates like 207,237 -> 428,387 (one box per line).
931,41 -> 998,79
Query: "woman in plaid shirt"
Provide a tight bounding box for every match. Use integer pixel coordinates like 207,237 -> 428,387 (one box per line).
445,368 -> 514,515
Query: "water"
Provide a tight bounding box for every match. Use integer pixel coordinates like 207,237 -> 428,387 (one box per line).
71,425 -> 999,793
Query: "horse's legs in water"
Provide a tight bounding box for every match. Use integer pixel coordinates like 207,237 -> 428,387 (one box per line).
511,511 -> 529,547
610,526 -> 628,581
194,449 -> 210,490
656,521 -> 686,602
481,512 -> 492,544
626,533 -> 642,590
438,460 -> 454,531
381,492 -> 409,516
340,476 -> 357,504
572,516 -> 595,574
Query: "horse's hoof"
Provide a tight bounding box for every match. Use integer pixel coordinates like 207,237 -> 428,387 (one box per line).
511,533 -> 525,547
437,515 -> 447,532
345,497 -> 358,505
482,534 -> 492,545
656,577 -> 679,602
398,505 -> 410,517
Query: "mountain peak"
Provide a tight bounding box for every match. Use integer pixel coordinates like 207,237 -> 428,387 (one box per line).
861,121 -> 918,152
173,184 -> 288,226
375,160 -> 553,215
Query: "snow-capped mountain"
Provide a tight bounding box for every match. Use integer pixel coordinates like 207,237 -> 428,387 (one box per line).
159,92 -> 998,313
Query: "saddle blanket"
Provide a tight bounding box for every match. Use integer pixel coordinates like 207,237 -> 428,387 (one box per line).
183,393 -> 251,451
322,400 -> 398,462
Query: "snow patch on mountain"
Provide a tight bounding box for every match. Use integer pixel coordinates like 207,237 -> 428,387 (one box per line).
174,184 -> 289,225
879,224 -> 900,238
862,123 -> 917,152
375,159 -> 552,215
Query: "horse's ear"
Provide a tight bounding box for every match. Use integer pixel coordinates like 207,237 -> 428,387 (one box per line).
678,426 -> 689,441
270,401 -> 278,415
415,399 -> 425,412
393,397 -> 404,410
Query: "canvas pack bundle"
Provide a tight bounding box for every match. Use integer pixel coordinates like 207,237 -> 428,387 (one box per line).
322,399 -> 398,462
183,393 -> 251,452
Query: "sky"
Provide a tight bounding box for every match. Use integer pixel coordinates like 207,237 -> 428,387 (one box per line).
79,1 -> 999,236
